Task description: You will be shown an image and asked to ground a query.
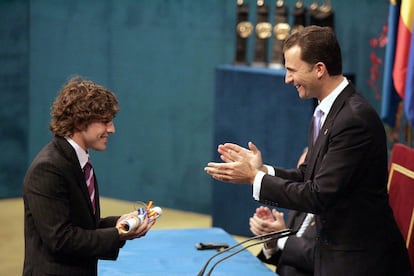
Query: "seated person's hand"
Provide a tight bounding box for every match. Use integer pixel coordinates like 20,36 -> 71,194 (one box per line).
249,206 -> 286,236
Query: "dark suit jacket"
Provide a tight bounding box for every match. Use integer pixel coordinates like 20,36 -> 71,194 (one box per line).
257,211 -> 315,276
258,84 -> 412,275
23,136 -> 124,276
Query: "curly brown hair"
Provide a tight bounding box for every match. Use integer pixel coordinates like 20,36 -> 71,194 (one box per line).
50,76 -> 119,137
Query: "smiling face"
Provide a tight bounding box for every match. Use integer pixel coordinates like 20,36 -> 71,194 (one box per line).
284,45 -> 320,100
282,26 -> 343,102
72,120 -> 115,151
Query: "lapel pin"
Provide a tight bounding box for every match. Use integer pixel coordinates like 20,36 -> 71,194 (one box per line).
324,129 -> 328,135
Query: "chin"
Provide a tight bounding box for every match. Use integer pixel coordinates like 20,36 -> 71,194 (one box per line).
92,145 -> 107,151
298,93 -> 307,99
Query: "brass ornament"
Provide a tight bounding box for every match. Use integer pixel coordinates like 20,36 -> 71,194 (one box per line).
291,24 -> 304,34
236,21 -> 254,38
273,23 -> 290,40
255,22 -> 272,39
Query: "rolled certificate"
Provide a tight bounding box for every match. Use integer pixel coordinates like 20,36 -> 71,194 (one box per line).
148,206 -> 163,221
119,213 -> 146,233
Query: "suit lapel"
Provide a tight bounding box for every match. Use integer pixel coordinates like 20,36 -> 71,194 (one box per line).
54,136 -> 99,219
288,211 -> 308,232
305,84 -> 355,180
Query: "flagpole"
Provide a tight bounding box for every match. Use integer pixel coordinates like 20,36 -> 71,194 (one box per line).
406,123 -> 413,147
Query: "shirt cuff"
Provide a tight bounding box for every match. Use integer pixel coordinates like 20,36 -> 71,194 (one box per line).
277,236 -> 288,250
253,171 -> 266,200
265,165 -> 275,176
262,245 -> 278,259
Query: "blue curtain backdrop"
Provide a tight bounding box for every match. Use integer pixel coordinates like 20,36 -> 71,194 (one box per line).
1,0 -> 389,218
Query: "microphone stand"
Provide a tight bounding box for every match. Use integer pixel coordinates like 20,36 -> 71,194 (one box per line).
206,231 -> 295,275
197,229 -> 293,276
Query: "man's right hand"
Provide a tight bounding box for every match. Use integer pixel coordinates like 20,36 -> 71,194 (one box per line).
218,142 -> 264,171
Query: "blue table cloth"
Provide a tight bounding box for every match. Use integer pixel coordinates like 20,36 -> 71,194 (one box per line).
99,227 -> 275,276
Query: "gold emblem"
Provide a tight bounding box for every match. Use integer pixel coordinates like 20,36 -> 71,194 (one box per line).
291,25 -> 304,34
273,23 -> 290,40
237,21 -> 254,38
255,22 -> 272,39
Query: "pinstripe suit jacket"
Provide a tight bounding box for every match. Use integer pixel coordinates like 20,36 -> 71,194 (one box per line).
259,84 -> 411,275
23,136 -> 123,276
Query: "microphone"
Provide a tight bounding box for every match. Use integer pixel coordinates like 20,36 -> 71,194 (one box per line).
197,228 -> 295,276
206,232 -> 294,276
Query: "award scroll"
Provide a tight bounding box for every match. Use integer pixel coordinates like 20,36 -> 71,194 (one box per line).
269,0 -> 290,69
234,0 -> 253,65
292,0 -> 306,34
252,0 -> 272,67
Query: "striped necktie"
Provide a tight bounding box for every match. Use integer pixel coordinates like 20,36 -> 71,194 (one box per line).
84,160 -> 96,213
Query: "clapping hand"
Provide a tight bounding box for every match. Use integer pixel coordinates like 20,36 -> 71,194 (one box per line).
204,142 -> 265,184
249,206 -> 286,236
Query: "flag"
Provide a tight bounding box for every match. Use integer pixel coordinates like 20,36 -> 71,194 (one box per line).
392,0 -> 414,99
381,0 -> 401,127
405,21 -> 414,127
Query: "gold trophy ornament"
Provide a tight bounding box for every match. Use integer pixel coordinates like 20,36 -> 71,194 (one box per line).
310,0 -> 335,29
234,0 -> 253,65
292,0 -> 306,34
252,0 -> 271,67
237,21 -> 254,39
269,0 -> 290,69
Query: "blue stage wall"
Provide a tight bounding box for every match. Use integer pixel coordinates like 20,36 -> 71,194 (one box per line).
1,1 -> 389,223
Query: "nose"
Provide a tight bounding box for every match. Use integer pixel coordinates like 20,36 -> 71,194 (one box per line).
285,72 -> 293,84
107,121 -> 115,134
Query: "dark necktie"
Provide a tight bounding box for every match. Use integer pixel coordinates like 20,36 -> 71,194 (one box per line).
313,107 -> 324,144
84,160 -> 96,213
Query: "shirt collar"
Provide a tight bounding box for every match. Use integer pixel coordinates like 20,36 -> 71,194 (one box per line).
66,137 -> 89,168
318,77 -> 349,115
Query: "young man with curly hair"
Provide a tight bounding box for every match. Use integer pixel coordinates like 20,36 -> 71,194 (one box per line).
23,76 -> 155,275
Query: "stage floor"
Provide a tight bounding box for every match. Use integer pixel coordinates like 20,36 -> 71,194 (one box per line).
0,197 -> 273,275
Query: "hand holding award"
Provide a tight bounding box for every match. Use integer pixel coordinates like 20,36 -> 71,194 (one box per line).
117,200 -> 162,237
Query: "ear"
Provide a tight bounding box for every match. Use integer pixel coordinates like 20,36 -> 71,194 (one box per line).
315,62 -> 326,79
74,122 -> 88,133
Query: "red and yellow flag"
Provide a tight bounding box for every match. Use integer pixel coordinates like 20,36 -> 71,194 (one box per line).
392,0 -> 414,99
381,0 -> 402,127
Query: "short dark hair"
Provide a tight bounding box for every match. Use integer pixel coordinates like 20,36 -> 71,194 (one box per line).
50,76 -> 119,137
283,25 -> 342,75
